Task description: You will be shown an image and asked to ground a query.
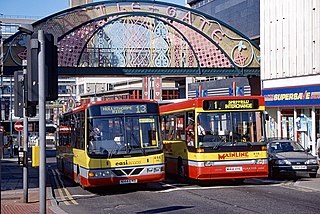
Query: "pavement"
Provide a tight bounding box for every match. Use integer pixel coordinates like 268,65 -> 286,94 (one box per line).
1,149 -> 320,214
1,148 -> 65,214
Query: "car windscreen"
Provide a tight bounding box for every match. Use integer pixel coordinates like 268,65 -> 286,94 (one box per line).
269,141 -> 305,152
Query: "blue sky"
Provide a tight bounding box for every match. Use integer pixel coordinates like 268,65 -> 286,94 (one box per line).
1,0 -> 186,18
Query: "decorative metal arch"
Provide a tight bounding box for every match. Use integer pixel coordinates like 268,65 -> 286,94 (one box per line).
2,0 -> 260,76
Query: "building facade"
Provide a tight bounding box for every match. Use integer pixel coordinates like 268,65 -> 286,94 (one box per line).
261,0 -> 320,154
187,0 -> 260,43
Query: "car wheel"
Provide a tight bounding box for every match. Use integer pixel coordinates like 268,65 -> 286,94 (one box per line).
309,173 -> 317,178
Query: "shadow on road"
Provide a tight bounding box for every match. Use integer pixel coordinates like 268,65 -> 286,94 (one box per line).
136,205 -> 194,214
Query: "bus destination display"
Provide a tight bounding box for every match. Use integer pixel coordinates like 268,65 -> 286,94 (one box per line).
203,99 -> 259,110
100,104 -> 147,115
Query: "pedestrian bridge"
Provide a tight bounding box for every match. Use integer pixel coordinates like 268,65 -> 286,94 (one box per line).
2,0 -> 260,76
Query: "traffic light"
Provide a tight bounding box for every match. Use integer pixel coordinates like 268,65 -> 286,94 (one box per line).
14,70 -> 24,118
27,33 -> 58,103
27,33 -> 38,104
26,102 -> 37,117
44,33 -> 58,101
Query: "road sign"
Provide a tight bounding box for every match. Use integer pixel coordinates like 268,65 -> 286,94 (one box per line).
14,121 -> 23,132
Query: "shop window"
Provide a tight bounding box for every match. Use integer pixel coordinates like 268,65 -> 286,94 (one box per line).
280,109 -> 294,140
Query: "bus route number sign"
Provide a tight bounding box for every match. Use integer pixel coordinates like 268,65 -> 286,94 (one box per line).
203,99 -> 259,110
100,104 -> 147,115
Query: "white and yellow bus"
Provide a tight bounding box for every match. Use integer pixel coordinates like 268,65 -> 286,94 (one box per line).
160,96 -> 268,182
57,100 -> 164,187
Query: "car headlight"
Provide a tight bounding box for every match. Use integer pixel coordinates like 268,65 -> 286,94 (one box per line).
275,159 -> 291,165
305,159 -> 317,164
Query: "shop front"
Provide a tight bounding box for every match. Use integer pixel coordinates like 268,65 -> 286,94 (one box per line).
262,85 -> 320,155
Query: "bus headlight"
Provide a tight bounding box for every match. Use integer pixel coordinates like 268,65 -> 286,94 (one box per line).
254,159 -> 266,164
146,167 -> 163,173
204,161 -> 213,166
102,171 -> 110,177
88,170 -> 111,178
88,171 -> 95,177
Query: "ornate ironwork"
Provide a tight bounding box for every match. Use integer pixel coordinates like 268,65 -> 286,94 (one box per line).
2,0 -> 261,76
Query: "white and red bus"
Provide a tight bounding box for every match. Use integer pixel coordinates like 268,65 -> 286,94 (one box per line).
160,96 -> 268,182
57,100 -> 164,187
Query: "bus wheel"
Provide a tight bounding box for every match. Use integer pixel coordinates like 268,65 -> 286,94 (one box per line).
177,158 -> 184,178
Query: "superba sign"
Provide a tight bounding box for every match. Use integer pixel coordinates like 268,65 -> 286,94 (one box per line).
263,85 -> 320,106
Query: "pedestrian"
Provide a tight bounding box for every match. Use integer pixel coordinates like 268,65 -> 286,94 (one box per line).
317,133 -> 320,165
8,136 -> 13,158
197,121 -> 206,136
185,122 -> 195,146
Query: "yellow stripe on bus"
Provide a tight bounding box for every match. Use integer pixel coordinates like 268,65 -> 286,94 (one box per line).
98,154 -> 164,168
188,151 -> 267,161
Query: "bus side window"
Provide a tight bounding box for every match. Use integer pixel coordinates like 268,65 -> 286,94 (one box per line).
64,116 -> 71,147
175,115 -> 185,140
165,115 -> 175,140
161,116 -> 166,140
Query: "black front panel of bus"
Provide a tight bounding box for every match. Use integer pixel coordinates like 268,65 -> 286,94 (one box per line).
203,99 -> 259,110
88,102 -> 159,117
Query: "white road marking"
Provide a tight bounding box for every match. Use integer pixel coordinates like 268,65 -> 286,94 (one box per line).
156,183 -> 283,193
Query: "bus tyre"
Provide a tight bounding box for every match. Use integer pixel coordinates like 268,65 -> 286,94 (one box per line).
234,178 -> 245,184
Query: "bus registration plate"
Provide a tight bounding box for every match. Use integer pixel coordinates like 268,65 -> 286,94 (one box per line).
226,167 -> 243,172
120,179 -> 138,184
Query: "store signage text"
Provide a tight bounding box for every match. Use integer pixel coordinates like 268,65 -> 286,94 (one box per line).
262,85 -> 320,106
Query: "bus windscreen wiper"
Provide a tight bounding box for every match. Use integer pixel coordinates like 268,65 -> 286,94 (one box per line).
213,140 -> 229,150
128,132 -> 146,155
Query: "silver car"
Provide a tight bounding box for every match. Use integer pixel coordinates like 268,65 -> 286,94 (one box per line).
267,139 -> 318,178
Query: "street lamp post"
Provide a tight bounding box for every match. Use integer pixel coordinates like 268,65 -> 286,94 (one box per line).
17,24 -> 34,205
149,76 -> 154,100
38,30 -> 47,214
22,59 -> 29,203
